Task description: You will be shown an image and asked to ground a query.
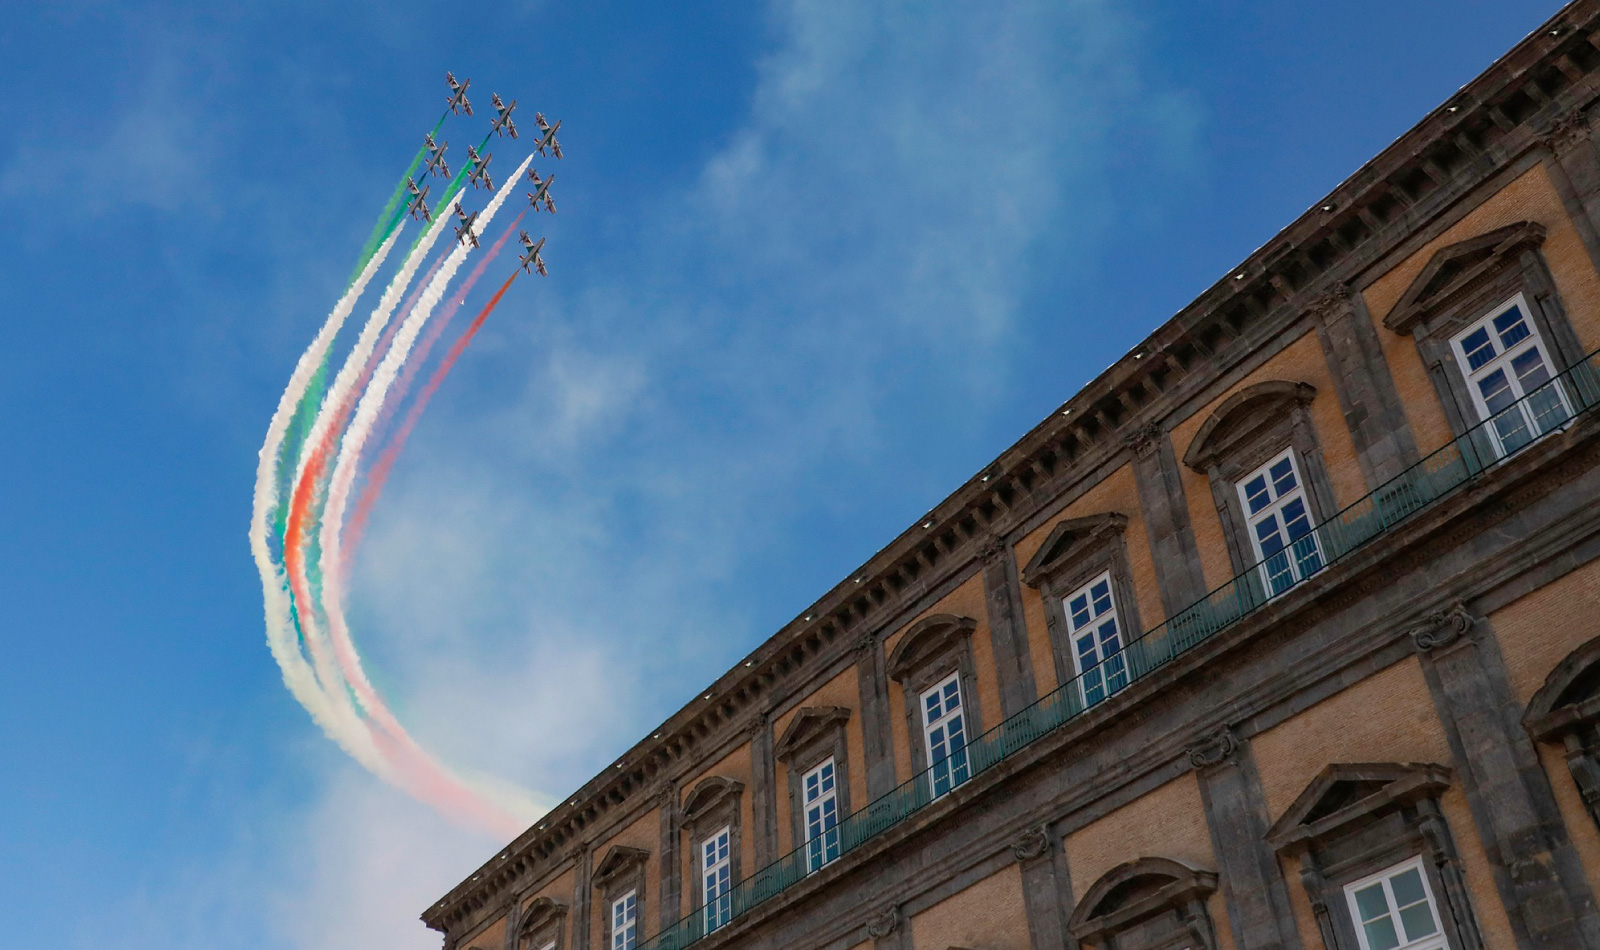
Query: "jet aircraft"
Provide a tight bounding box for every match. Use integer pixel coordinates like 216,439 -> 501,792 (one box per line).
518,232 -> 547,276
532,113 -> 563,159
489,94 -> 519,139
446,73 -> 473,116
465,146 -> 494,190
453,203 -> 480,248
405,178 -> 432,222
525,168 -> 556,213
423,134 -> 450,179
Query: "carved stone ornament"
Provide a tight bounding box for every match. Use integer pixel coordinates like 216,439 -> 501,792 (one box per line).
658,783 -> 677,808
853,634 -> 876,657
977,535 -> 1006,564
746,711 -> 769,738
1122,421 -> 1164,459
1410,603 -> 1474,652
1307,284 -> 1354,322
866,905 -> 901,938
1010,825 -> 1051,861
1544,107 -> 1594,152
1187,728 -> 1238,770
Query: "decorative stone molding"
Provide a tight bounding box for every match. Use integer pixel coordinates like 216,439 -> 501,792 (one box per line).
977,535 -> 1006,564
853,634 -> 875,657
1543,106 -> 1594,152
1306,284 -> 1354,322
1010,825 -> 1051,861
1186,728 -> 1238,770
1410,603 -> 1474,652
866,905 -> 901,938
745,711 -> 769,739
1122,421 -> 1164,460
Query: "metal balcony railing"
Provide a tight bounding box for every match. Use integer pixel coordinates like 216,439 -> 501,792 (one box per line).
635,348 -> 1600,950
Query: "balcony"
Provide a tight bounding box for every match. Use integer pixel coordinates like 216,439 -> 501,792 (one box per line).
637,348 -> 1600,950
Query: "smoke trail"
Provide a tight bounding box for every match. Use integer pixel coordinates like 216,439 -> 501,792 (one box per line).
280,201 -> 461,756
346,217 -> 525,557
348,113 -> 449,288
314,154 -> 537,835
248,227 -> 404,773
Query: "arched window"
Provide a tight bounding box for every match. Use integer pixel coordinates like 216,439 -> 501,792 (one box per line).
1065,856 -> 1220,950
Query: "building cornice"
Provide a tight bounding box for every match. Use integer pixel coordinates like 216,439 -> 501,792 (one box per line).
424,1 -> 1600,933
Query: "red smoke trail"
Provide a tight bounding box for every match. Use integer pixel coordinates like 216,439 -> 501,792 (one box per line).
345,266 -> 522,557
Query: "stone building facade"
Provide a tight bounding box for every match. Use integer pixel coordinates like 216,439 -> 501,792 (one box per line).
426,4 -> 1600,949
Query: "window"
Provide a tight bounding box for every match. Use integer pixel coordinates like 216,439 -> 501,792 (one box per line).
802,757 -> 840,872
921,673 -> 970,798
1450,294 -> 1570,457
609,892 -> 637,950
1063,572 -> 1127,706
701,827 -> 732,932
1238,449 -> 1323,596
1343,858 -> 1447,950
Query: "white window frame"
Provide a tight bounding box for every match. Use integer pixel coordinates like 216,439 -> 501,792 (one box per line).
920,672 -> 970,798
802,756 -> 841,873
1062,571 -> 1129,707
1450,292 -> 1571,457
1342,856 -> 1449,950
701,825 -> 733,933
610,890 -> 637,950
1237,448 -> 1324,597
536,943 -> 555,950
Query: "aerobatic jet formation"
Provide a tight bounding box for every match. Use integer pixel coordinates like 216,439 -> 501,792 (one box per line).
405,178 -> 432,221
446,72 -> 473,116
525,168 -> 556,213
423,133 -> 450,179
453,203 -> 480,248
532,113 -> 563,159
518,232 -> 547,276
466,146 -> 494,190
490,94 -> 519,139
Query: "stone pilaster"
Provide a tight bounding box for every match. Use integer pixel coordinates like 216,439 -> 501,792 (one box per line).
1127,423 -> 1210,617
1012,824 -> 1073,950
980,537 -> 1039,717
570,845 -> 593,950
749,712 -> 780,865
855,634 -> 898,799
1310,286 -> 1418,487
1413,604 -> 1600,949
1190,729 -> 1304,950
657,784 -> 680,932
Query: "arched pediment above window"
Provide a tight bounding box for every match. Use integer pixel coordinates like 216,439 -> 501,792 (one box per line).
1525,635 -> 1600,740
517,897 -> 567,939
1384,221 -> 1547,334
590,845 -> 650,888
1182,381 -> 1317,473
1266,762 -> 1451,854
1067,856 -> 1219,949
774,706 -> 851,763
681,775 -> 744,822
1019,513 -> 1128,589
885,614 -> 977,684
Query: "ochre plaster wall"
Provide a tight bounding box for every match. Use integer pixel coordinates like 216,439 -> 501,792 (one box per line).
464,915 -> 507,950
1361,162 -> 1600,456
1251,656 -> 1515,950
908,862 -> 1031,950
882,572 -> 996,783
1012,461 -> 1164,695
1169,330 -> 1367,592
1490,557 -> 1600,706
772,663 -> 869,854
591,807 -> 663,946
1062,770 -> 1234,949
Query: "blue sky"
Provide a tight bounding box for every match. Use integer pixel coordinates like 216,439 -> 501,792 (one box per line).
0,1 -> 1567,947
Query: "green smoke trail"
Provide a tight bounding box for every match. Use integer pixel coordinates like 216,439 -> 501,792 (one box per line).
347,113 -> 449,289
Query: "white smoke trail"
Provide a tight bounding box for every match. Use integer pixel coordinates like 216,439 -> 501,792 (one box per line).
279,204 -> 462,770
248,228 -> 402,775
317,154 -> 539,835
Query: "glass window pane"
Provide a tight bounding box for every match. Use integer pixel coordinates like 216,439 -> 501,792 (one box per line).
1461,326 -> 1496,370
1494,306 -> 1530,349
1477,369 -> 1515,413
1270,457 -> 1297,494
1512,346 -> 1552,391
1389,868 -> 1425,907
1398,901 -> 1438,941
1353,883 -> 1390,921
1362,917 -> 1401,950
1244,475 -> 1271,513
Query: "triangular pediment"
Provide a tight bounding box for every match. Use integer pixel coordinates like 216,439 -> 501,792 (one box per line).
591,845 -> 650,886
1384,221 -> 1546,333
1267,762 -> 1450,853
1020,513 -> 1128,589
775,706 -> 851,762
